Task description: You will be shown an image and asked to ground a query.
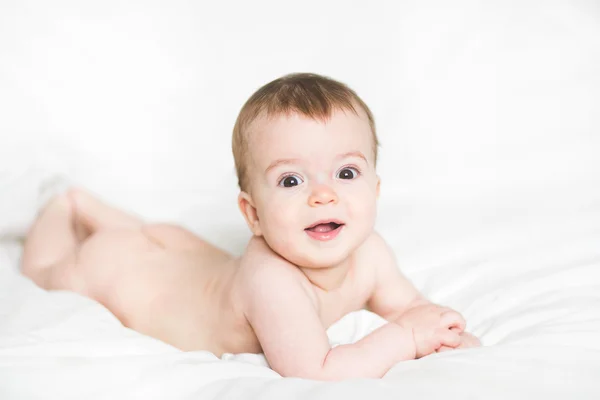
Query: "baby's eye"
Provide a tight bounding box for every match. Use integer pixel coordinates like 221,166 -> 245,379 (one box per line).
278,174 -> 304,188
337,167 -> 360,180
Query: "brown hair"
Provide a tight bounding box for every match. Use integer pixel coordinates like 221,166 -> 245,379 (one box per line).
232,72 -> 378,192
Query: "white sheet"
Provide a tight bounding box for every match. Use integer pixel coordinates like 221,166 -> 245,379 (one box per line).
1,0 -> 600,398
2,240 -> 600,399
2,231 -> 600,399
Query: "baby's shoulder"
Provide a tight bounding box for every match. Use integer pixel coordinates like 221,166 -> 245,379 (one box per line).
353,230 -> 392,263
236,237 -> 317,301
238,237 -> 307,282
350,231 -> 395,282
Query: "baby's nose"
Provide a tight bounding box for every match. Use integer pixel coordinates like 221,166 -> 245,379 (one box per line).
308,184 -> 338,207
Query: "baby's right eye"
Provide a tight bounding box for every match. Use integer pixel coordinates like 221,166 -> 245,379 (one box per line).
278,174 -> 304,188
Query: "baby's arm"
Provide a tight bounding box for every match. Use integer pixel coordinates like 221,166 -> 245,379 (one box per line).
365,233 -> 430,321
242,259 -> 416,380
365,233 -> 480,354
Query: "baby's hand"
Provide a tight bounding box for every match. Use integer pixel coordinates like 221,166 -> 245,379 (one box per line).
395,303 -> 466,358
437,331 -> 482,353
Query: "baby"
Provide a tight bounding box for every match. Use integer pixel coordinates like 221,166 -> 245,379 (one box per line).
21,72 -> 480,380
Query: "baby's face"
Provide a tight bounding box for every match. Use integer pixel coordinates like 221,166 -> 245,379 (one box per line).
246,108 -> 379,269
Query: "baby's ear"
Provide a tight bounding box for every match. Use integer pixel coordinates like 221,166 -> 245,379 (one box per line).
238,191 -> 262,236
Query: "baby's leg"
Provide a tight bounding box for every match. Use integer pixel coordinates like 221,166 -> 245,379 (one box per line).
69,189 -> 143,238
21,193 -> 84,292
21,188 -> 144,293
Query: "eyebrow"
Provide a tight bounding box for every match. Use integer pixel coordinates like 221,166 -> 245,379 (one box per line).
264,151 -> 368,174
264,158 -> 302,174
338,151 -> 368,164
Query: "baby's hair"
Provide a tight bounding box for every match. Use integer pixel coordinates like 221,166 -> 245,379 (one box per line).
232,72 -> 379,192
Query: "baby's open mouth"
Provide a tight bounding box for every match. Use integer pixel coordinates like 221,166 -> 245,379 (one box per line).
304,220 -> 345,242
305,222 -> 343,232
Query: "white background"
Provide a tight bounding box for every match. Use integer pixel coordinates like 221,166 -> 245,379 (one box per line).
1,0 -> 599,284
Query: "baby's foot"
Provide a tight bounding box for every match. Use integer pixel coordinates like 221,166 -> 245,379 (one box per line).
20,191 -> 74,280
31,192 -> 74,231
37,175 -> 72,216
64,188 -> 93,241
0,164 -> 72,239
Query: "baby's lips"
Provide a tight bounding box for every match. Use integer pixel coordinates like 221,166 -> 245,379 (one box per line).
304,219 -> 345,230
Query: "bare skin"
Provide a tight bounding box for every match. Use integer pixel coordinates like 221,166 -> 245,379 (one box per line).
21,189 -> 258,356
19,189 -> 402,354
21,109 -> 481,380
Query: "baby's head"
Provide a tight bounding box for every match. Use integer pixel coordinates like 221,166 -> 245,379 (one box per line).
232,73 -> 381,269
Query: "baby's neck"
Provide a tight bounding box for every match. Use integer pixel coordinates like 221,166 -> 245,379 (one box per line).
299,256 -> 354,292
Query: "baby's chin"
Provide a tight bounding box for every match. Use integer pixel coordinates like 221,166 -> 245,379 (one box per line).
261,224 -> 375,268
270,241 -> 357,270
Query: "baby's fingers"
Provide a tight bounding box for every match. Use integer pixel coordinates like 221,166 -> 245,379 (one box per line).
440,311 -> 466,332
436,345 -> 454,353
438,329 -> 461,349
459,332 -> 482,348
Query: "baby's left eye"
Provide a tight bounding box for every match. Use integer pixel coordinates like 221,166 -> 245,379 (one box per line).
337,167 -> 359,180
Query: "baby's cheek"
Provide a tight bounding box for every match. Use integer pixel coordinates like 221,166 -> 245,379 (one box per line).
348,192 -> 377,221
271,203 -> 297,227
264,204 -> 297,241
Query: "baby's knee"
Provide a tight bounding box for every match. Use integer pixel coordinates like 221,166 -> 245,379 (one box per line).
25,253 -> 86,295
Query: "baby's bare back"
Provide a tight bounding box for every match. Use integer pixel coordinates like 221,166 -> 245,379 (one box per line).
74,225 -> 378,358
76,224 -> 261,356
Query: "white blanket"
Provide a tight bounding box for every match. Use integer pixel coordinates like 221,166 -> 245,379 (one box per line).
2,233 -> 600,399
1,0 -> 600,398
2,237 -> 600,399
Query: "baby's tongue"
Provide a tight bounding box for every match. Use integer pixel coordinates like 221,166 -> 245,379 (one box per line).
309,223 -> 336,233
